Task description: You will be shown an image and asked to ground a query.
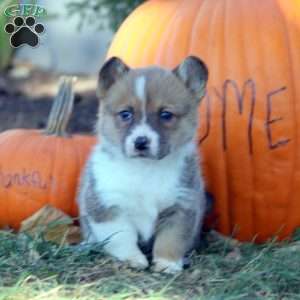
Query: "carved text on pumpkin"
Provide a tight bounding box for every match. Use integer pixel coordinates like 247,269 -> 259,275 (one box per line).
199,79 -> 290,153
0,168 -> 51,190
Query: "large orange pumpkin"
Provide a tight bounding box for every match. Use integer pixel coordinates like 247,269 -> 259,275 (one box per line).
107,0 -> 300,242
0,78 -> 96,229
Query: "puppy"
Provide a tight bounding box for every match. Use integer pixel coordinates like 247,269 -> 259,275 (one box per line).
77,56 -> 208,273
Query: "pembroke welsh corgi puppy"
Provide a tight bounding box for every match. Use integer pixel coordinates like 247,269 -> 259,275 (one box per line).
77,56 -> 208,273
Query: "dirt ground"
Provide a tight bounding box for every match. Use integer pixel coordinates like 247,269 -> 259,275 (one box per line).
0,67 -> 99,135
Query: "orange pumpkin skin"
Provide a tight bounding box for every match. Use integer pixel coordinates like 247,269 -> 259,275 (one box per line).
107,0 -> 300,242
0,130 -> 95,229
0,79 -> 96,229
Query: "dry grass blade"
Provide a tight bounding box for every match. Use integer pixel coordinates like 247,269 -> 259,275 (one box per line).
0,229 -> 300,299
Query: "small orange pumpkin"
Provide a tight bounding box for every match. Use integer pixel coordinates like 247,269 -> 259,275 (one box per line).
107,0 -> 300,242
0,78 -> 96,229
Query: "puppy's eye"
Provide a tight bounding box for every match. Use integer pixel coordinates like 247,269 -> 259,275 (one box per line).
118,110 -> 133,122
160,110 -> 174,122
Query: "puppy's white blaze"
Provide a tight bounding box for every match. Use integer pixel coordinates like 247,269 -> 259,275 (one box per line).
134,76 -> 147,122
134,76 -> 146,102
125,123 -> 159,157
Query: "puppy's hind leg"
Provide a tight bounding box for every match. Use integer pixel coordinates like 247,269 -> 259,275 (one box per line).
90,218 -> 149,269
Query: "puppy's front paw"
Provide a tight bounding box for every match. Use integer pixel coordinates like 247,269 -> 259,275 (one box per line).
107,244 -> 149,270
152,258 -> 183,274
127,252 -> 149,270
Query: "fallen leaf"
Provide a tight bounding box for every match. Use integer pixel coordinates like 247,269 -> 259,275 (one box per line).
20,204 -> 81,245
189,269 -> 202,280
0,225 -> 12,231
28,248 -> 41,263
225,247 -> 242,261
208,230 -> 241,247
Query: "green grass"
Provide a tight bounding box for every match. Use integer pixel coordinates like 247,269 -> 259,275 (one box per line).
1,229 -> 300,300
0,0 -> 17,71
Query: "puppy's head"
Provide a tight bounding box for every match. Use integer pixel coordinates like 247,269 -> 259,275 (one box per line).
97,56 -> 208,159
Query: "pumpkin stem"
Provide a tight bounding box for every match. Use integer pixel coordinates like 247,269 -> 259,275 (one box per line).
45,76 -> 77,136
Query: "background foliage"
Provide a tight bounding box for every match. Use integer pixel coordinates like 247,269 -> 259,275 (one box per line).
0,0 -> 16,70
67,0 -> 145,31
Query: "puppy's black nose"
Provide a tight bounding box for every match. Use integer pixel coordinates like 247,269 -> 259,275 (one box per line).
134,136 -> 149,151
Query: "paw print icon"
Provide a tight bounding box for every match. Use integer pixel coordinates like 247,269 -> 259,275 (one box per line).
4,16 -> 45,48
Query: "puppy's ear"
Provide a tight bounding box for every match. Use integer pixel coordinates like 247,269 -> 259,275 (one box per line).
173,56 -> 208,101
97,57 -> 130,98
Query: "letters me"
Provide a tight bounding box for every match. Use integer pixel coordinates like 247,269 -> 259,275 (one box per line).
199,79 -> 290,154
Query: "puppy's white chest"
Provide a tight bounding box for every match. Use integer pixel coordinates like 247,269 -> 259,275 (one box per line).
91,147 -> 183,240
